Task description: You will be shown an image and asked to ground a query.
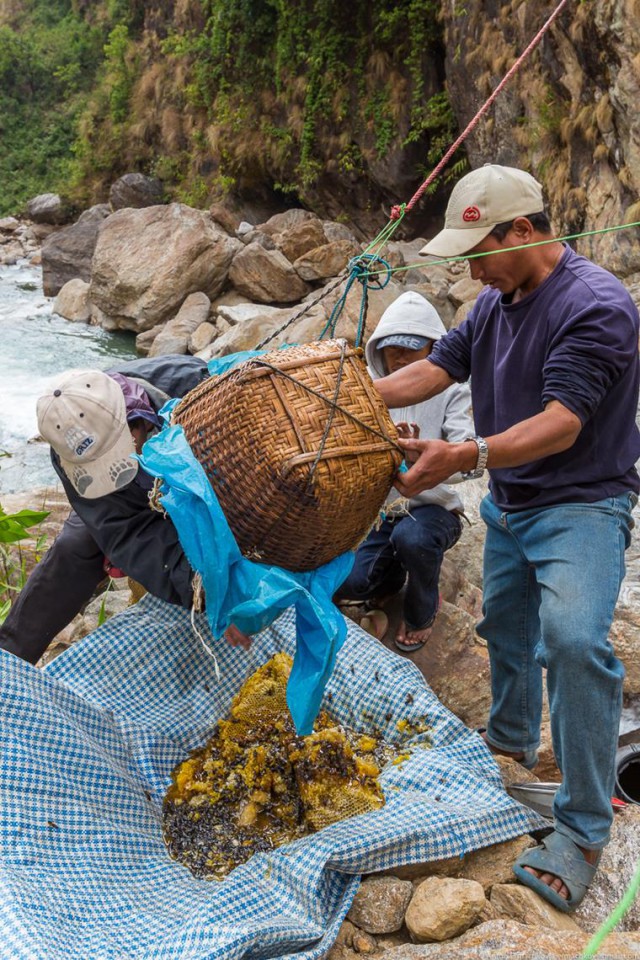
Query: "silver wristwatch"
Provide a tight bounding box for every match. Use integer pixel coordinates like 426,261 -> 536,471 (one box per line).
461,435 -> 489,480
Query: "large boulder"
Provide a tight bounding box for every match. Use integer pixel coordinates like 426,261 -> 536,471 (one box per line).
26,193 -> 69,225
203,304 -> 300,358
347,876 -> 413,934
89,204 -> 241,332
273,218 -> 328,263
148,292 -> 211,356
200,299 -> 329,360
293,239 -> 361,281
216,302 -> 288,327
257,209 -> 319,237
380,920 -> 640,958
53,279 -> 91,323
209,203 -> 240,236
405,877 -> 487,943
188,321 -> 217,354
228,243 -> 311,303
0,217 -> 19,233
576,805 -> 640,932
41,204 -> 111,297
135,324 -> 163,356
323,221 -> 358,243
109,173 -> 164,211
490,884 -> 581,932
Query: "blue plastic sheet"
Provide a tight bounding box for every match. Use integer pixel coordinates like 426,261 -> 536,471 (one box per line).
207,350 -> 268,376
140,425 -> 353,736
206,344 -> 296,378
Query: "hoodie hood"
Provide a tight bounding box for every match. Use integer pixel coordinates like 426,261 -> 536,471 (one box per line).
365,292 -> 447,379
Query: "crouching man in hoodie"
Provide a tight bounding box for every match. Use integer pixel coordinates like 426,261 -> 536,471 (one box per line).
336,291 -> 473,652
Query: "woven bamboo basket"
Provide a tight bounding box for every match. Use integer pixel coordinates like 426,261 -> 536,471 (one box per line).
172,338 -> 403,572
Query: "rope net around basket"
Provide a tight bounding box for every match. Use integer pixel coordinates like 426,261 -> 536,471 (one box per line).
172,339 -> 403,572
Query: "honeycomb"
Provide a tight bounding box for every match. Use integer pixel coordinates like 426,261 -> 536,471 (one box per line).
162,653 -> 392,880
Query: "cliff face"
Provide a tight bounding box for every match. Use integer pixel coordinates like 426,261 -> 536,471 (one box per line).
66,0 -> 640,265
3,1 -> 640,268
442,0 -> 640,274
69,0 -> 455,238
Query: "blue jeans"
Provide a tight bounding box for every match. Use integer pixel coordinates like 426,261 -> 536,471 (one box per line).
336,504 -> 462,629
478,492 -> 636,850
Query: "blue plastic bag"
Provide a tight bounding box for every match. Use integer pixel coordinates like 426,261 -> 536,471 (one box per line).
140,425 -> 354,735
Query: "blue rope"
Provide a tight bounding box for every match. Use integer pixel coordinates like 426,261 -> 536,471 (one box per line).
319,254 -> 391,348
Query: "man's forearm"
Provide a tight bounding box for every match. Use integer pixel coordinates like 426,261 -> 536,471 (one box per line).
472,401 -> 582,470
395,400 -> 582,497
375,359 -> 454,408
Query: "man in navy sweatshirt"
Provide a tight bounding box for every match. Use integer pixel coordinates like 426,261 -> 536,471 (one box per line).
376,164 -> 640,913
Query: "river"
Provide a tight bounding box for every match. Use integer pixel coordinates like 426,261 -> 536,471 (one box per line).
0,260 -> 137,494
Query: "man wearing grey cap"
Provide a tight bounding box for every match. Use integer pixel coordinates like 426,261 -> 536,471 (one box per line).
376,164 -> 640,912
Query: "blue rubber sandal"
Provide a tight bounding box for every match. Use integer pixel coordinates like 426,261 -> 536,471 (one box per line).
512,830 -> 601,913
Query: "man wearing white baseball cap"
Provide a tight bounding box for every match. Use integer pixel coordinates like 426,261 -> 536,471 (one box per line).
36,369 -> 142,500
0,357 -> 209,665
419,164 -> 545,258
376,164 -> 640,912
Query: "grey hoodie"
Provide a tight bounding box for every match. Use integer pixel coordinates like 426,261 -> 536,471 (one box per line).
366,291 -> 473,513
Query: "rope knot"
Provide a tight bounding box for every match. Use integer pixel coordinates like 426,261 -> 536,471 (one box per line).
321,253 -> 392,347
349,253 -> 392,291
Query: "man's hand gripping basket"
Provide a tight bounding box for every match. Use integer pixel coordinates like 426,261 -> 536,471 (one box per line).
172,339 -> 402,571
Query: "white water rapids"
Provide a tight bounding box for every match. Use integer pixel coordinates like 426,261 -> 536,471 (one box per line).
0,260 -> 136,493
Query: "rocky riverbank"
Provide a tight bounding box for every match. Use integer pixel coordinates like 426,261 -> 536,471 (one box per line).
0,214 -> 45,267
17,175 -> 640,372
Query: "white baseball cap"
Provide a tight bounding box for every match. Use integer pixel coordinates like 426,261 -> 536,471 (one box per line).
37,369 -> 138,499
420,164 -> 545,258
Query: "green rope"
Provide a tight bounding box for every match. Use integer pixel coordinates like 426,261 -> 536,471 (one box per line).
319,253 -> 391,347
581,857 -> 640,959
253,217 -> 639,354
362,220 -> 640,279
362,203 -> 407,258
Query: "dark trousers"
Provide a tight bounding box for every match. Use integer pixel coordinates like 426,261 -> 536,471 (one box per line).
0,511 -> 105,664
336,504 -> 462,630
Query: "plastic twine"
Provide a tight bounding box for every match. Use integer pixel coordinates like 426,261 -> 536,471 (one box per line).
319,253 -> 392,347
580,857 -> 640,959
190,571 -> 221,682
362,203 -> 407,259
359,219 -> 640,280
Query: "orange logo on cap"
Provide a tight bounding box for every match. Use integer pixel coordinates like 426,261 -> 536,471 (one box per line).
462,206 -> 481,222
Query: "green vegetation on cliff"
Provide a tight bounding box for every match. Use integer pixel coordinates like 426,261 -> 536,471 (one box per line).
0,1 -> 147,215
1,1 -> 458,221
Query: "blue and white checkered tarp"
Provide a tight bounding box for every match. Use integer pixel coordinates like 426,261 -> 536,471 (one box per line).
0,595 -> 543,960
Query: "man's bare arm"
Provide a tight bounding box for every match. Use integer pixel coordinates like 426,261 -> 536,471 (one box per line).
395,400 -> 582,497
375,359 -> 454,408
